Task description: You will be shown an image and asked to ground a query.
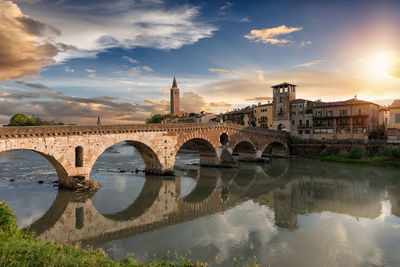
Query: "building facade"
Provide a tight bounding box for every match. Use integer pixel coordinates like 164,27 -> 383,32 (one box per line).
389,100 -> 400,129
272,83 -> 296,132
253,103 -> 273,128
224,107 -> 254,126
170,77 -> 180,115
312,98 -> 379,140
378,107 -> 390,127
290,99 -> 314,139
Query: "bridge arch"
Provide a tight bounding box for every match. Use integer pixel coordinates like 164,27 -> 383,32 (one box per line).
174,137 -> 219,168
231,139 -> 257,161
231,163 -> 258,190
100,178 -> 163,221
180,168 -> 219,203
262,141 -> 289,156
88,140 -> 164,176
0,148 -> 72,187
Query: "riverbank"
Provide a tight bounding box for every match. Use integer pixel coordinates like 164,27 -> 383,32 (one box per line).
300,145 -> 400,168
0,201 -> 201,267
305,155 -> 400,168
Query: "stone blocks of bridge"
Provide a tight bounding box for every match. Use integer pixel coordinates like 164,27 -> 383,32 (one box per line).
0,124 -> 289,188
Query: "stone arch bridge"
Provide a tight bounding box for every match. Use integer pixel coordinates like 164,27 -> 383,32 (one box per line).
0,123 -> 288,187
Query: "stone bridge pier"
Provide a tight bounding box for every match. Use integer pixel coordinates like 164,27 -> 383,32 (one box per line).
0,123 -> 289,188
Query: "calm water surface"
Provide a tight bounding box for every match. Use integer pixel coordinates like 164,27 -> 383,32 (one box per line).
1,143 -> 400,267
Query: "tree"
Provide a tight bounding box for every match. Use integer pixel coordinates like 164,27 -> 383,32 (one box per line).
146,114 -> 179,123
368,123 -> 387,140
7,113 -> 52,126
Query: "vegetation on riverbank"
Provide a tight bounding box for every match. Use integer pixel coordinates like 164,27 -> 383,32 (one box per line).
1,201 -> 260,266
0,201 -> 198,266
307,145 -> 400,168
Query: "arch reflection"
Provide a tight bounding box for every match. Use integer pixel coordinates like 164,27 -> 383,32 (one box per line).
26,159 -> 400,248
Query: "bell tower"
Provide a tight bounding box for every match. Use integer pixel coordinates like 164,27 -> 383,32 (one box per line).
272,82 -> 296,131
170,77 -> 180,115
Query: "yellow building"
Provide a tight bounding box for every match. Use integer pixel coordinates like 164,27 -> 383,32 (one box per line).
253,103 -> 273,128
389,100 -> 400,129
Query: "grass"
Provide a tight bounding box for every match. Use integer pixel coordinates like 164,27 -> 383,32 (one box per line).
320,155 -> 400,168
302,145 -> 400,168
0,201 -> 199,267
0,201 -> 260,267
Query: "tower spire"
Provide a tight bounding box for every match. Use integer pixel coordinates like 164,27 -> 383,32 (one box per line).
172,76 -> 178,88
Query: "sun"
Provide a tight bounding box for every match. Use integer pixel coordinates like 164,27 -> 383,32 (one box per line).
366,51 -> 394,78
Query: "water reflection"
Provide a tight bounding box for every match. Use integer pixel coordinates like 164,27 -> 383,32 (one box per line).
25,160 -> 400,249
2,147 -> 400,266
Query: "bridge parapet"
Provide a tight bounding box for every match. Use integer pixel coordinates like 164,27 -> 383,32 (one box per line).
0,123 -> 289,188
0,123 -> 287,139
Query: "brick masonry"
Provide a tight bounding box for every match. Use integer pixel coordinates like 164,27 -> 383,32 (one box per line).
0,123 -> 289,187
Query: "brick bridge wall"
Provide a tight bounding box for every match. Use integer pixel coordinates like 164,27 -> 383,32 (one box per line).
0,123 -> 288,187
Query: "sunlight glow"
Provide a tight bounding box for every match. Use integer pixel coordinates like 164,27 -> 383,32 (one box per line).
366,51 -> 395,79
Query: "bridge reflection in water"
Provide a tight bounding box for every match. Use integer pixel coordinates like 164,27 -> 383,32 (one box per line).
28,159 -> 400,248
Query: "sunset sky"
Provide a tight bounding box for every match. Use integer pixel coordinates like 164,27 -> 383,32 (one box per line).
0,0 -> 399,124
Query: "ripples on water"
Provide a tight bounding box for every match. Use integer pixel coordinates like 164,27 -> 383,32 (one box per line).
1,142 -> 400,267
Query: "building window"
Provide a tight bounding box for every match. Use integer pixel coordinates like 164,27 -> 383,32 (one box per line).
299,120 -> 303,126
305,130 -> 310,134
396,114 -> 400,123
306,120 -> 309,127
298,130 -> 303,134
354,128 -> 366,134
358,108 -> 362,115
340,109 -> 347,116
292,120 -> 295,125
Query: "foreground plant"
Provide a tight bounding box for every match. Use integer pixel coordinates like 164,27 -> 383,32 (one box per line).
0,201 -> 196,267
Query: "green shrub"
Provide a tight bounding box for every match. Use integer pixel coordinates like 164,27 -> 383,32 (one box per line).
320,148 -> 330,157
347,146 -> 366,159
337,150 -> 349,158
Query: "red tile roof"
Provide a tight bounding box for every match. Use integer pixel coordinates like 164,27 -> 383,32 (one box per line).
390,99 -> 400,108
314,98 -> 378,108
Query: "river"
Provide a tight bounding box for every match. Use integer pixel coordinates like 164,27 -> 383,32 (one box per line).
1,142 -> 400,266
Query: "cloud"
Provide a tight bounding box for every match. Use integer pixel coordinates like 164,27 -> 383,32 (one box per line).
220,2 -> 232,11
300,41 -> 312,46
219,2 -> 232,15
387,51 -> 400,79
240,16 -> 250,23
195,70 -> 380,103
294,59 -> 324,67
14,81 -> 52,91
24,0 -> 217,61
208,68 -> 231,75
244,25 -> 303,45
180,91 -> 233,113
0,85 -> 173,124
123,56 -> 138,64
142,66 -> 153,72
245,96 -> 273,102
13,0 -> 42,3
128,66 -> 153,76
0,0 -> 70,81
129,67 -> 141,77
85,69 -> 97,78
64,66 -> 74,72
180,92 -> 207,113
